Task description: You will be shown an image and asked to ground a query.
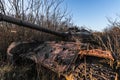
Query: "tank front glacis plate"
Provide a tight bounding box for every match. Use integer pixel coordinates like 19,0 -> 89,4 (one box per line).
33,41 -> 81,73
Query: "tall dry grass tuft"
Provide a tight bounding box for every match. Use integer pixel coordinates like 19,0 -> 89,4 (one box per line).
93,25 -> 120,79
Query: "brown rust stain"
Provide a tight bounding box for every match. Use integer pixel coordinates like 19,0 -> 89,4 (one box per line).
79,49 -> 114,61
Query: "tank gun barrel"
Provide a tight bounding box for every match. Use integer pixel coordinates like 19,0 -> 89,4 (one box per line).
0,13 -> 68,38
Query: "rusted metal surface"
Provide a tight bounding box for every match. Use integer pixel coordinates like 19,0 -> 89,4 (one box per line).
32,41 -> 81,73
7,41 -> 81,73
7,41 -> 114,74
79,49 -> 114,61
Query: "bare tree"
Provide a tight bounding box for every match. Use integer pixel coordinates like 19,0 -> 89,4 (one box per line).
0,0 -> 6,14
4,0 -> 72,29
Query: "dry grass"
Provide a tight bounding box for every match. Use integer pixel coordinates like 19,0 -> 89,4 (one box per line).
0,63 -> 37,80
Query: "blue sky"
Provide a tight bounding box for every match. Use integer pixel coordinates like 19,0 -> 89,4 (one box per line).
64,0 -> 120,31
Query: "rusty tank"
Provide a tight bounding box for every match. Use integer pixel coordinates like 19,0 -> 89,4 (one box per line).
0,13 -> 118,80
